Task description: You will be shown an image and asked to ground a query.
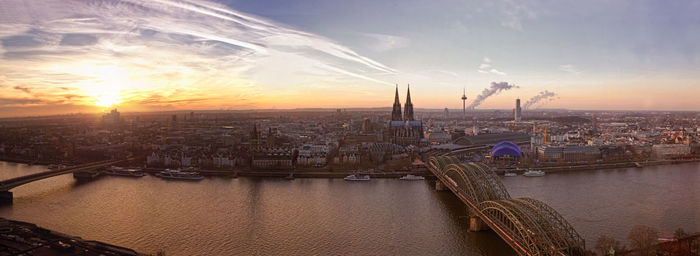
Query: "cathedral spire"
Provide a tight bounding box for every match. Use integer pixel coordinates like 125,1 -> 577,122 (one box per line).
391,84 -> 403,121
403,84 -> 414,121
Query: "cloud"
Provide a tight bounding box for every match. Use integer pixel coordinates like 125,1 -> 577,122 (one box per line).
559,64 -> 582,74
364,33 -> 409,52
498,0 -> 537,31
0,97 -> 45,106
489,68 -> 507,76
477,57 -> 507,76
0,0 -> 397,115
13,86 -> 32,94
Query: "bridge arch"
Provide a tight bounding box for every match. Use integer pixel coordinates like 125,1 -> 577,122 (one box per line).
426,156 -> 586,255
479,200 -> 560,256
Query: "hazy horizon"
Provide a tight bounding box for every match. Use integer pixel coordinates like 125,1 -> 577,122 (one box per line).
1,0 -> 700,117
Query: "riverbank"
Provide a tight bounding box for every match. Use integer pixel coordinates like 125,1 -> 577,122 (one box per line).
0,217 -> 144,255
494,158 -> 700,174
141,167 -> 433,179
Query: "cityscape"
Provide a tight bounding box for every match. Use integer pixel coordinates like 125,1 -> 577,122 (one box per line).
1,0 -> 700,256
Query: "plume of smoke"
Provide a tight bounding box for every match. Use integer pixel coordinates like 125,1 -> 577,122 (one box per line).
523,90 -> 556,109
467,82 -> 519,109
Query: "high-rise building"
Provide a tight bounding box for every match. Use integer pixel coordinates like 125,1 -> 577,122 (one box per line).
461,88 -> 467,119
514,98 -> 522,122
443,108 -> 449,119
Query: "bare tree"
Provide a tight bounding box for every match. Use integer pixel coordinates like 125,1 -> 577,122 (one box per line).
595,235 -> 624,255
627,225 -> 659,256
673,228 -> 688,239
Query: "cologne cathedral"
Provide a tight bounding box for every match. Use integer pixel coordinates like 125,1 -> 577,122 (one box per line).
388,85 -> 424,146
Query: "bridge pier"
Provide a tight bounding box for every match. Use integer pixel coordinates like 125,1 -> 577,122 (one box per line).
0,191 -> 12,205
469,216 -> 490,232
435,180 -> 447,191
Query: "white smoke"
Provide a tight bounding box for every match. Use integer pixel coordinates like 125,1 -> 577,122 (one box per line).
467,82 -> 519,109
524,90 -> 557,109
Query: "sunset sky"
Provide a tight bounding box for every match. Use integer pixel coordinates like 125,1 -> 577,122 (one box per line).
1,0 -> 700,117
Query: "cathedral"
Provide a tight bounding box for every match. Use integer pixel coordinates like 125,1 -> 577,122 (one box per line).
388,85 -> 424,146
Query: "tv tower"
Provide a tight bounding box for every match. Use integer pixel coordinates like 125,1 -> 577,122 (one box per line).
461,87 -> 467,119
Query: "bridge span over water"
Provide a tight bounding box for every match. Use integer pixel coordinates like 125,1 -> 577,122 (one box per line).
427,156 -> 586,256
0,159 -> 126,203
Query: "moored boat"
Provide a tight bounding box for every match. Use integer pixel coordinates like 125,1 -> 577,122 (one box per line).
344,174 -> 370,181
104,166 -> 145,177
523,170 -> 545,177
155,169 -> 204,180
399,174 -> 425,180
504,172 -> 517,177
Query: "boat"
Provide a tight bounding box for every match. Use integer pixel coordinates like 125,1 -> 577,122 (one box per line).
344,174 -> 370,181
104,166 -> 145,177
634,162 -> 643,168
399,174 -> 425,180
523,170 -> 545,177
504,172 -> 517,177
155,169 -> 204,180
73,169 -> 101,181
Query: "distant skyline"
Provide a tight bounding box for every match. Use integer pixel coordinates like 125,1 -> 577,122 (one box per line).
1,0 -> 700,117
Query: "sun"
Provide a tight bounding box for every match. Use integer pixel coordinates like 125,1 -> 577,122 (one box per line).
94,93 -> 121,107
81,65 -> 128,108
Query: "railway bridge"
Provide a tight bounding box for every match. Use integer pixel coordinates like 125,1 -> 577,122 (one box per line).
427,156 -> 586,256
0,159 -> 126,204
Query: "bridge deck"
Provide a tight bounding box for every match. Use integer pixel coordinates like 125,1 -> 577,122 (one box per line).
0,159 -> 126,191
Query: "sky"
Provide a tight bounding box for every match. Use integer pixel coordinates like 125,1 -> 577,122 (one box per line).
1,0 -> 700,117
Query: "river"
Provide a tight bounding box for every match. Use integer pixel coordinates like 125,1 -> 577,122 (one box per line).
0,161 -> 698,255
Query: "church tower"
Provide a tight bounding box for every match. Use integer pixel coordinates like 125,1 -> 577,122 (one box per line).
391,84 -> 403,121
403,84 -> 414,121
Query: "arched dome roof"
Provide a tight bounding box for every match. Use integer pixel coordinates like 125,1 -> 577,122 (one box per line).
490,141 -> 522,157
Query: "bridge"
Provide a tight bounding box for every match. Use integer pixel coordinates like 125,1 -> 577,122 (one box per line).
427,156 -> 586,256
0,159 -> 126,204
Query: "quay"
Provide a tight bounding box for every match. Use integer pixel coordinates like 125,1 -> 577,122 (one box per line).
0,217 -> 143,255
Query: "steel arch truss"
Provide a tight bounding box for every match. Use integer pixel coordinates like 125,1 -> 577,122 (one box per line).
427,156 -> 585,256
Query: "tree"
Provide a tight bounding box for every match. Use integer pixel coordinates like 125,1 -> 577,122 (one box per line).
627,225 -> 659,256
595,235 -> 623,256
673,228 -> 688,239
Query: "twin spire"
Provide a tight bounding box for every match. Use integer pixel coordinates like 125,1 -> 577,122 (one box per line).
391,84 -> 414,121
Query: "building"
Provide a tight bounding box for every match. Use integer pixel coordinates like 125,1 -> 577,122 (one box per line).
538,145 -> 601,163
102,109 -> 121,125
652,144 -> 690,159
514,98 -> 522,122
252,148 -> 294,169
388,85 -> 424,146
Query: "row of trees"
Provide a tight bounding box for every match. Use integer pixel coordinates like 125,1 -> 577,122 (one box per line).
595,225 -> 700,256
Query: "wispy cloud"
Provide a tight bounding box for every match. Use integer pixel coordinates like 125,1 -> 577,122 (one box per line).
364,33 -> 409,52
498,0 -> 537,31
477,57 -> 507,76
559,64 -> 582,74
0,0 -> 396,115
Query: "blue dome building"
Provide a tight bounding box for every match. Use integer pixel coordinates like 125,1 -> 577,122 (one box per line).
490,141 -> 523,157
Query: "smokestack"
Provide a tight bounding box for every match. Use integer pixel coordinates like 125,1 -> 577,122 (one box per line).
467,82 -> 519,109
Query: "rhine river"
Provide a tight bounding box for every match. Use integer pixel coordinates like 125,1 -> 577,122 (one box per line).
1,161 -> 699,255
